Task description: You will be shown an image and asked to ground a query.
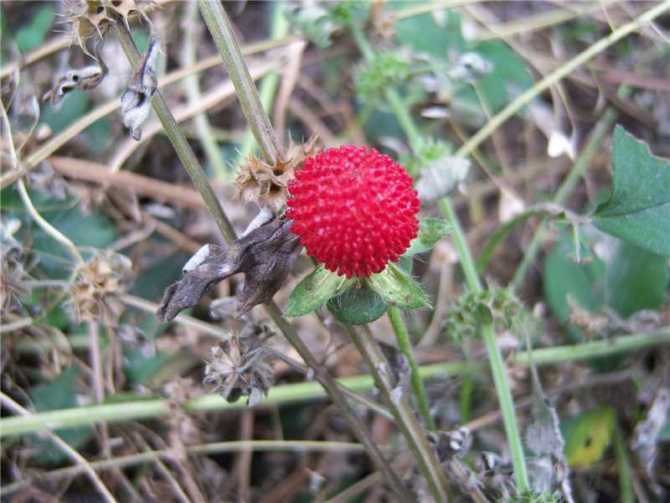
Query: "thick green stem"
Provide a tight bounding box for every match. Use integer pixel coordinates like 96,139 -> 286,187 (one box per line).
348,327 -> 448,501
198,0 -> 283,164
115,24 -> 237,244
388,306 -> 436,430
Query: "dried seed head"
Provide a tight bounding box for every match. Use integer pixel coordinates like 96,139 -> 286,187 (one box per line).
287,145 -> 419,278
70,250 -> 132,322
203,336 -> 275,406
0,220 -> 30,313
236,136 -> 320,211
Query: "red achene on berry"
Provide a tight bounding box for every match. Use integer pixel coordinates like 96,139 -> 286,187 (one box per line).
287,146 -> 420,278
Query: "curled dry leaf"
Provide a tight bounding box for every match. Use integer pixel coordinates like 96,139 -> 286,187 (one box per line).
236,135 -> 320,211
43,64 -> 106,105
157,218 -> 301,321
120,36 -> 160,141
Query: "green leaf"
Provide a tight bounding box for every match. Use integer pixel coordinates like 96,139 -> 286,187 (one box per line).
544,233 -> 606,325
593,126 -> 670,255
605,240 -> 669,317
404,217 -> 451,256
15,6 -> 54,52
286,265 -> 354,317
394,8 -> 465,57
562,406 -> 616,468
367,263 -> 430,310
327,285 -> 388,325
29,366 -> 92,464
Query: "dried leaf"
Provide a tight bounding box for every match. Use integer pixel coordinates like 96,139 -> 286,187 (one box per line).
157,219 -> 301,321
42,64 -> 106,105
631,387 -> 670,482
121,36 -> 160,141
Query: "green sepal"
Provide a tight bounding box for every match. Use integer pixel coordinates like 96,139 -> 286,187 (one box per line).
404,217 -> 452,257
285,265 -> 354,317
367,263 -> 431,310
327,285 -> 388,325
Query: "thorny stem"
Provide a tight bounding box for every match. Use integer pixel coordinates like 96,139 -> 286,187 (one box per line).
114,23 -> 237,244
116,6 -> 409,497
1,329 -> 667,438
347,327 -> 448,501
198,0 -> 283,164
388,306 -> 436,430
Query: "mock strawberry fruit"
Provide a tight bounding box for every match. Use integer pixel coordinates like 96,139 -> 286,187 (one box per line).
287,146 -> 419,278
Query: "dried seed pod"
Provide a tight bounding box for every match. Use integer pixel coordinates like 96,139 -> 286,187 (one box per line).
70,250 -> 133,323
120,35 -> 160,140
236,135 -> 319,211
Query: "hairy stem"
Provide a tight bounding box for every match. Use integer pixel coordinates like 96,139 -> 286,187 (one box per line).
388,306 -> 436,430
348,327 -> 448,501
440,199 -> 529,490
198,0 -> 283,164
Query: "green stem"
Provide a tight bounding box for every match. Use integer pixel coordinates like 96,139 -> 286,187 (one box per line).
198,0 -> 283,164
114,24 -> 237,244
348,327 -> 447,501
440,199 -> 529,491
388,306 -> 436,430
1,330 -> 666,438
351,20 -> 530,490
236,2 -> 287,164
614,422 -> 635,503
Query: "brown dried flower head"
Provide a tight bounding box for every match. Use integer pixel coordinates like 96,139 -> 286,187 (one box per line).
70,250 -> 132,322
61,0 -> 156,53
203,335 -> 275,406
236,135 -> 320,211
0,220 -> 30,314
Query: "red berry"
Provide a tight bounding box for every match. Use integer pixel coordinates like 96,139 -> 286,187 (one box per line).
287,146 -> 420,278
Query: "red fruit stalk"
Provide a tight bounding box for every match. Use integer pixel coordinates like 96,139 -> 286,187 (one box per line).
287,146 -> 419,278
